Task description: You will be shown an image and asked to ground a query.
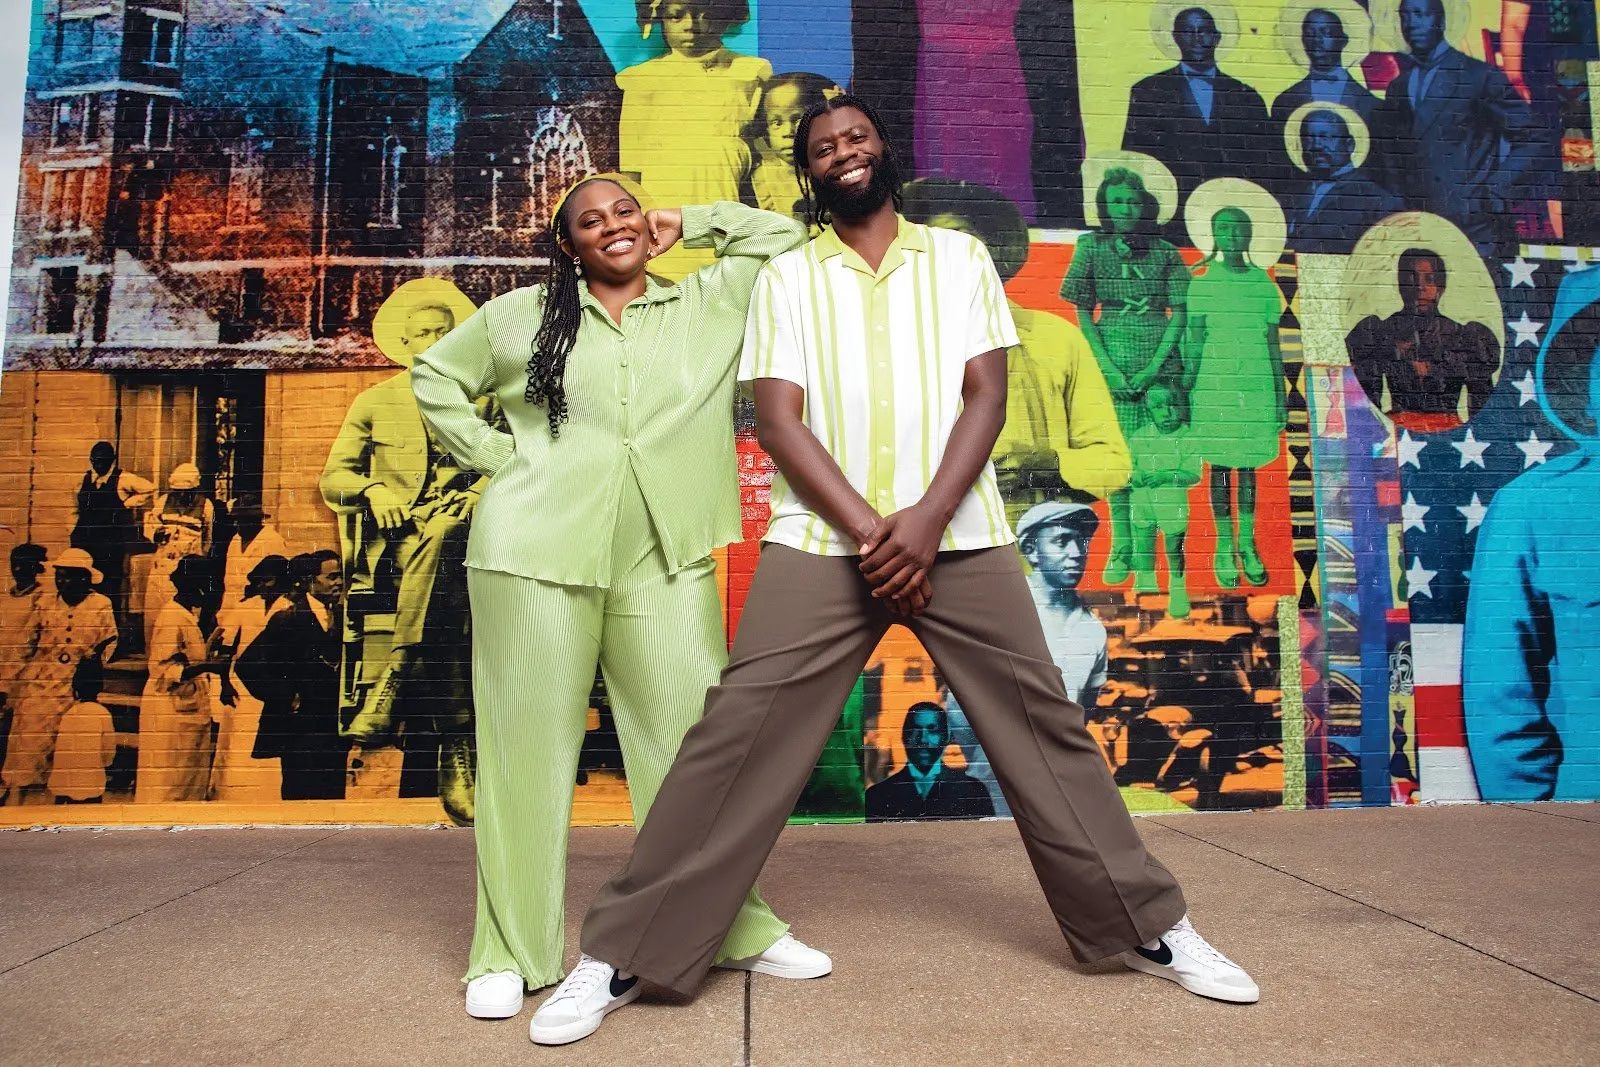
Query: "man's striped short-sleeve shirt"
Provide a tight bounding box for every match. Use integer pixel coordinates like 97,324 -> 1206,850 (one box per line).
738,217 -> 1021,556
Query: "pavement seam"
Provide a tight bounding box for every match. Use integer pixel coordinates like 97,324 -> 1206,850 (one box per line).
1509,804 -> 1598,825
1150,819 -> 1600,1005
0,829 -> 349,980
743,971 -> 753,1067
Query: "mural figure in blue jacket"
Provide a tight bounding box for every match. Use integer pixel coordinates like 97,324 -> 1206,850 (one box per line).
1464,266 -> 1600,800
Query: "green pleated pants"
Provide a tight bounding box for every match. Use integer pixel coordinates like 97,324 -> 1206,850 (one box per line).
463,470 -> 788,988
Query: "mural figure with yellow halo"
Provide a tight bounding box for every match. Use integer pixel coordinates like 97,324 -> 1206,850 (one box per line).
1283,103 -> 1401,254
1341,214 -> 1504,433
1062,158 -> 1188,587
1269,1 -> 1379,133
320,277 -> 484,824
1121,2 -> 1269,228
1182,179 -> 1288,590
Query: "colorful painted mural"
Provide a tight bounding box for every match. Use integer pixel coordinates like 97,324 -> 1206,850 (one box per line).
1,0 -> 1598,826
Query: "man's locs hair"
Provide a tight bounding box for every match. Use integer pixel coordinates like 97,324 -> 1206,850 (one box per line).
526,178 -> 628,438
791,93 -> 903,230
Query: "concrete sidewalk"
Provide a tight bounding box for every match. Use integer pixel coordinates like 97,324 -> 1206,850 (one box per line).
2,805 -> 1596,1066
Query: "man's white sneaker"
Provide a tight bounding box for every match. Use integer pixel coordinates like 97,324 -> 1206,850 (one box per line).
717,933 -> 833,980
464,970 -> 525,1019
528,954 -> 640,1046
1120,915 -> 1259,1004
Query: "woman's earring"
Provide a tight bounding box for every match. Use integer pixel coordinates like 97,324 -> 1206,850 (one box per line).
573,257 -> 583,277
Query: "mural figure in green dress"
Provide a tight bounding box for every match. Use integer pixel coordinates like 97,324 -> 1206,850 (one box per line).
1128,382 -> 1204,618
1061,168 -> 1189,584
1182,206 -> 1286,588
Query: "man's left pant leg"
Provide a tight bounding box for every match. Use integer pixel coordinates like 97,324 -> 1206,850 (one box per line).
908,547 -> 1188,963
392,511 -> 467,651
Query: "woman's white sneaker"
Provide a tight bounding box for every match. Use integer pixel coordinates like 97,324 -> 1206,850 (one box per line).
465,970 -> 526,1019
1120,915 -> 1259,1003
528,954 -> 640,1046
717,933 -> 833,979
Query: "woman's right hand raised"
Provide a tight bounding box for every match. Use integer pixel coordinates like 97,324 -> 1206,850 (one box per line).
645,208 -> 683,260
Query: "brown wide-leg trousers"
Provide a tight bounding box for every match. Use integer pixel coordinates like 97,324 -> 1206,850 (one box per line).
580,544 -> 1187,996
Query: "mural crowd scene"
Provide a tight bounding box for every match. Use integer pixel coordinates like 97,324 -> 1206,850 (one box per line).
2,0 -> 1599,829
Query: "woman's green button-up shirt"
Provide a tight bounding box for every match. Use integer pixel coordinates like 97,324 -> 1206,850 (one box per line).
410,202 -> 807,588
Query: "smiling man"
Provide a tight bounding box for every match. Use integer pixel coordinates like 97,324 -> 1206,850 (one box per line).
528,93 -> 1259,1048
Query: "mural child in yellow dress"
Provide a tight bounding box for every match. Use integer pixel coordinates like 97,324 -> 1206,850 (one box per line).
617,0 -> 770,278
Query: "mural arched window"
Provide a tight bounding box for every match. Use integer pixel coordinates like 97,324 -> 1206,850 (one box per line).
528,107 -> 591,233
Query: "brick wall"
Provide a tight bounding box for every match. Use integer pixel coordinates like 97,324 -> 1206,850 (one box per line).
2,0 -> 1598,824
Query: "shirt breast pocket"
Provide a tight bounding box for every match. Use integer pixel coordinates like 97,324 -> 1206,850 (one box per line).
369,430 -> 423,454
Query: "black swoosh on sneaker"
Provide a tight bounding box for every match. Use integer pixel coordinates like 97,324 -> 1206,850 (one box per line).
610,972 -> 640,998
1134,940 -> 1174,967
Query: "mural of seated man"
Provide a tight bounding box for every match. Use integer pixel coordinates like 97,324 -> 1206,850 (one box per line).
319,278 -> 482,822
1345,247 -> 1499,432
1283,105 -> 1400,255
866,702 -> 995,821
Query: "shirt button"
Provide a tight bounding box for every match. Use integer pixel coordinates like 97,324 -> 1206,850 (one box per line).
621,398 -> 629,406
620,361 -> 629,368
623,438 -> 631,447
880,445 -> 891,454
878,399 -> 888,407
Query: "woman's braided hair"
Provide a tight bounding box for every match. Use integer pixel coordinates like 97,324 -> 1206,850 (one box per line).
526,178 -> 634,437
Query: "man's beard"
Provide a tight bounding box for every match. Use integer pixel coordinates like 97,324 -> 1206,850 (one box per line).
815,160 -> 895,221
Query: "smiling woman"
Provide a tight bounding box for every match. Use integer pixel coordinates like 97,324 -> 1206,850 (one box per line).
402,179 -> 818,1013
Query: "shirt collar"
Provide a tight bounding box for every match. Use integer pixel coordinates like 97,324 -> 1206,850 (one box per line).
576,274 -> 682,317
905,758 -> 942,797
1180,63 -> 1219,78
1313,162 -> 1358,186
307,595 -> 331,631
813,215 -> 928,277
1308,66 -> 1349,83
1413,40 -> 1451,68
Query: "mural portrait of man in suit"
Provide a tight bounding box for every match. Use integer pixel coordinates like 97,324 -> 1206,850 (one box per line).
1270,5 -> 1378,134
1369,0 -> 1539,251
235,551 -> 349,802
866,702 -> 997,821
1122,5 -> 1269,226
1284,105 -> 1401,253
